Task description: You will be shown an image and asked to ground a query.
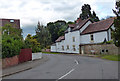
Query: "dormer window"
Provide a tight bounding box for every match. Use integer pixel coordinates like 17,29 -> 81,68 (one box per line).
10,20 -> 14,23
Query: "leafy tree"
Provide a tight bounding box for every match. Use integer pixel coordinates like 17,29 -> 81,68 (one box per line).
35,22 -> 51,48
47,20 -> 67,43
113,1 -> 120,47
25,34 -> 41,53
2,25 -> 24,58
80,4 -> 99,22
2,24 -> 23,40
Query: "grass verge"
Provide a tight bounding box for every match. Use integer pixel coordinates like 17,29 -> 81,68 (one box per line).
96,54 -> 120,61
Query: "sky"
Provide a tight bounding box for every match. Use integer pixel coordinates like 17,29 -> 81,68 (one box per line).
0,0 -> 116,38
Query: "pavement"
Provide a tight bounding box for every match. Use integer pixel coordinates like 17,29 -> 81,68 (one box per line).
1,55 -> 49,78
3,54 -> 119,80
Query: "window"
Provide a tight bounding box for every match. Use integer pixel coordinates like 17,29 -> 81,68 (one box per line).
67,45 -> 69,50
73,37 -> 75,42
90,34 -> 94,41
73,45 -> 76,51
62,46 -> 64,50
10,20 -> 14,23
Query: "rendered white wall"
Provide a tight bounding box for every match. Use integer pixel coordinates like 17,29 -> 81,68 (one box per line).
63,30 -> 80,53
80,21 -> 92,33
81,31 -> 108,44
51,45 -> 56,52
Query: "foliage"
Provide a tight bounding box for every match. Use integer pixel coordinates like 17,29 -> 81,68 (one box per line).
113,1 -> 120,47
35,22 -> 52,48
101,40 -> 114,44
2,24 -> 23,40
2,35 -> 24,58
2,25 -> 24,58
47,20 -> 68,43
25,34 -> 41,53
80,4 -> 99,22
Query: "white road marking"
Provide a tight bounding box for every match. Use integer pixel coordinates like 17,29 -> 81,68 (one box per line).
56,59 -> 79,81
75,59 -> 79,65
58,69 -> 75,80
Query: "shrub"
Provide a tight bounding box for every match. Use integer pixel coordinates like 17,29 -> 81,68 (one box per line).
2,35 -> 24,59
24,34 -> 41,53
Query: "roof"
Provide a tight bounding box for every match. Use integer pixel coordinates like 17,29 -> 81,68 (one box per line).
55,36 -> 65,42
68,24 -> 75,28
51,43 -> 56,46
72,18 -> 91,31
81,17 -> 114,35
65,18 -> 92,33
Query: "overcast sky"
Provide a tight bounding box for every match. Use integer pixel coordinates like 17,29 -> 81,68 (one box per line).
0,0 -> 116,38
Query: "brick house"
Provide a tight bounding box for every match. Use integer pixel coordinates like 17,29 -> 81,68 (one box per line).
0,18 -> 20,29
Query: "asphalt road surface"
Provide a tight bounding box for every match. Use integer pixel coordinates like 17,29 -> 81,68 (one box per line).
3,54 -> 119,80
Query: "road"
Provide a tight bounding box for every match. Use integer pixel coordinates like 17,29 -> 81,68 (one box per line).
3,54 -> 119,80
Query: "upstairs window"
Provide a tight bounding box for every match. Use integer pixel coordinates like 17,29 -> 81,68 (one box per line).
90,34 -> 94,41
73,37 -> 75,42
10,20 -> 14,23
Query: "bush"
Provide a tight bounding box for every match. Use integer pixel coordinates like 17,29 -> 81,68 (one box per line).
2,36 -> 24,59
106,40 -> 114,44
24,34 -> 41,53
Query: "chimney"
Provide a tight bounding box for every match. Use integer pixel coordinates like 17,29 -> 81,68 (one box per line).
76,18 -> 81,24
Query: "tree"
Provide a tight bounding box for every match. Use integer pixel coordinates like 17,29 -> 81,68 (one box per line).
47,20 -> 67,43
2,24 -> 23,40
35,22 -> 51,48
25,34 -> 41,53
2,25 -> 24,58
113,1 -> 120,47
80,4 -> 99,22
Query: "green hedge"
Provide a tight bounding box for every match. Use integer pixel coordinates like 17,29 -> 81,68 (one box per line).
2,35 -> 24,59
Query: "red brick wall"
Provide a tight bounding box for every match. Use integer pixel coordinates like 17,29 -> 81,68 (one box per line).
19,49 -> 32,63
2,55 -> 19,69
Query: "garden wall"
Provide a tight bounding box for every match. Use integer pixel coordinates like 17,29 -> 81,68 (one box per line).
2,48 -> 32,68
19,48 -> 32,63
80,44 -> 119,55
2,55 -> 19,69
32,53 -> 42,60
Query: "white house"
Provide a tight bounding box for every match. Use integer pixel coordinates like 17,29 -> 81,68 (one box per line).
51,17 -> 115,54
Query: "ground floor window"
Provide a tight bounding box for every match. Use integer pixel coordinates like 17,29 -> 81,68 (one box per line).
62,45 -> 64,50
67,45 -> 69,50
73,45 -> 76,51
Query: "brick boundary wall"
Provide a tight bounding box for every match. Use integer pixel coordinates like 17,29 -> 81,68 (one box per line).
2,55 -> 19,69
80,44 -> 119,55
19,48 -> 32,63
